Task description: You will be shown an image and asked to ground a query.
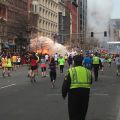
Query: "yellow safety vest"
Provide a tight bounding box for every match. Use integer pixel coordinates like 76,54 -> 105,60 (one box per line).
69,66 -> 92,89
93,56 -> 100,64
108,58 -> 112,62
7,58 -> 12,67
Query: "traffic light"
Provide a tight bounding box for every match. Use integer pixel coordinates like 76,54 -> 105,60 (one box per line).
71,0 -> 78,7
91,32 -> 94,37
104,31 -> 107,37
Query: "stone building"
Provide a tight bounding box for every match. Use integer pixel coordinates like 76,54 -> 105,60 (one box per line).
32,0 -> 59,38
58,0 -> 65,44
109,19 -> 120,42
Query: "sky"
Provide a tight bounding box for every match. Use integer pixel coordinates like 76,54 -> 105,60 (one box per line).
111,0 -> 120,18
87,0 -> 120,41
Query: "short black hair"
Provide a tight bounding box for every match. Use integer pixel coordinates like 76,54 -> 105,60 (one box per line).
74,55 -> 83,66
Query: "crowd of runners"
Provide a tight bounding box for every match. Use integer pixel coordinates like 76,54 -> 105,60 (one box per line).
0,50 -> 120,88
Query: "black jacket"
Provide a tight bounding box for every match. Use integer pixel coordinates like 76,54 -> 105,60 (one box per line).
62,65 -> 92,99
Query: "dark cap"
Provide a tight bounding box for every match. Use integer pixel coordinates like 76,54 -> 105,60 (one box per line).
74,55 -> 83,65
95,52 -> 98,56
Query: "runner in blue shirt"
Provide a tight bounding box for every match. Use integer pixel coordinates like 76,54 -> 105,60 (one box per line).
83,53 -> 92,70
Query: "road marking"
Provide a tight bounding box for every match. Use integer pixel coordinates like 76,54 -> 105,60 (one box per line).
47,93 -> 109,96
91,88 -> 97,90
92,93 -> 109,96
47,93 -> 61,96
0,84 -> 16,90
117,102 -> 120,120
117,109 -> 120,120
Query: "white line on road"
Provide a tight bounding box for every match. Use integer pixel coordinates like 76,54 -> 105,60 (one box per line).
117,100 -> 120,120
47,93 -> 61,96
47,93 -> 109,96
117,108 -> 120,120
92,93 -> 109,96
0,84 -> 16,90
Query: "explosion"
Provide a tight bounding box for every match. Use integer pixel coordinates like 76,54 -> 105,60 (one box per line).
30,36 -> 68,55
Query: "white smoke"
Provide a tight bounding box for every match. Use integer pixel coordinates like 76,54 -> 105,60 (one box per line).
88,0 -> 113,33
111,0 -> 120,19
30,36 -> 68,55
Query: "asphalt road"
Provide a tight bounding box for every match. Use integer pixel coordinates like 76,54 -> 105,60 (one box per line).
0,63 -> 120,120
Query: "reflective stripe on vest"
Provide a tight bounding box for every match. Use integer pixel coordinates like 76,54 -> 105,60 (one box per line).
93,56 -> 100,64
69,66 -> 92,89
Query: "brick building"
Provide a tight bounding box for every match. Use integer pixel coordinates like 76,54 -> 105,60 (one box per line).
0,0 -> 29,53
64,0 -> 78,48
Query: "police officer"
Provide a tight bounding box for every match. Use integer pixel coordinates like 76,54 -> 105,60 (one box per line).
92,52 -> 102,81
62,55 -> 92,120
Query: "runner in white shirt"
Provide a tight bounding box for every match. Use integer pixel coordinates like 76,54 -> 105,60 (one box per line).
54,53 -> 58,65
45,54 -> 49,62
115,54 -> 120,76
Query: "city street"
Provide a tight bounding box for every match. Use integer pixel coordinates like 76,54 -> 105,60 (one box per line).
0,0 -> 120,120
0,63 -> 120,120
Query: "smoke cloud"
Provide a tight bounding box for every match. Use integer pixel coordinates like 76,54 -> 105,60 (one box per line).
111,0 -> 120,19
88,0 -> 120,42
30,36 -> 68,55
87,0 -> 113,33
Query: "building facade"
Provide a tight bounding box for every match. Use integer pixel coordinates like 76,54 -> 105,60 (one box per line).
67,1 -> 77,33
0,0 -> 29,53
32,0 -> 59,38
78,0 -> 87,49
27,0 -> 39,39
65,0 -> 78,48
0,0 -> 7,52
58,0 -> 65,44
109,19 -> 120,42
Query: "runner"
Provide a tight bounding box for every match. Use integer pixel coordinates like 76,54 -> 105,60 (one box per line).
54,53 -> 58,65
115,54 -> 120,76
7,55 -> 12,76
100,56 -> 105,74
16,55 -> 21,68
29,53 -> 38,83
58,55 -> 65,73
67,54 -> 73,68
1,55 -> 7,77
83,53 -> 92,70
49,57 -> 56,88
12,53 -> 17,71
40,56 -> 47,77
45,54 -> 49,63
108,56 -> 112,67
64,53 -> 68,63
